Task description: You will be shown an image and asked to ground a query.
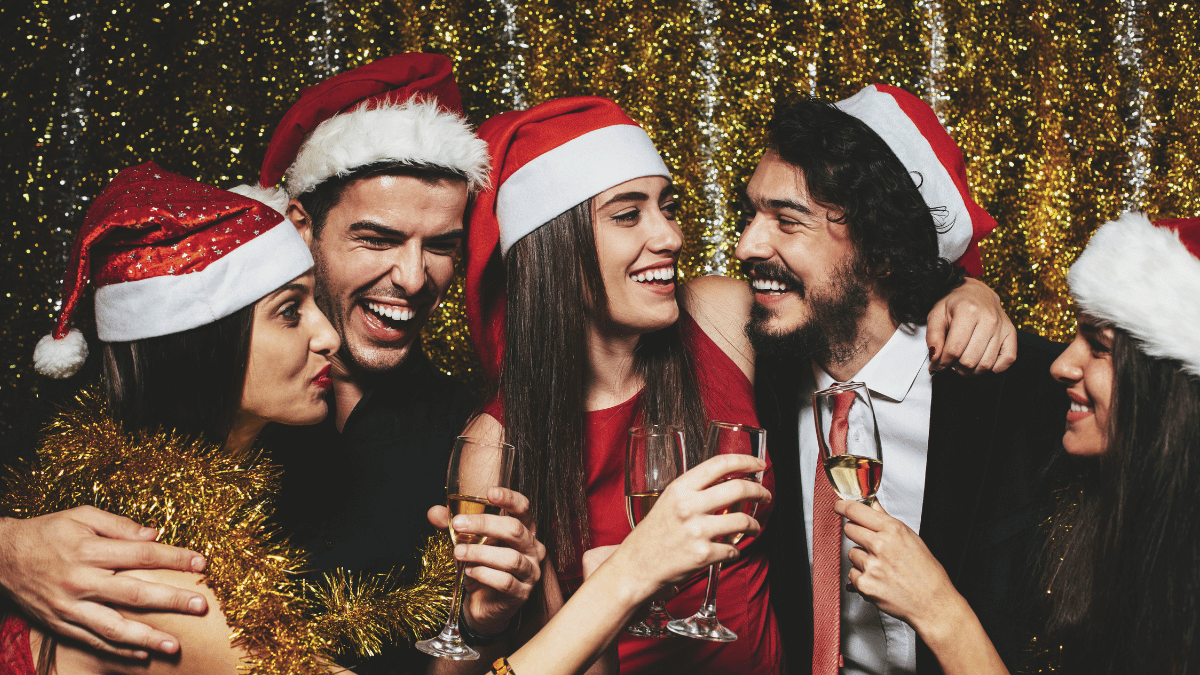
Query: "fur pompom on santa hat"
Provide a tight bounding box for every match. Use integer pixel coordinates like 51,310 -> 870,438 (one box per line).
34,162 -> 313,379
236,53 -> 488,203
1069,213 -> 1200,377
834,84 -> 996,277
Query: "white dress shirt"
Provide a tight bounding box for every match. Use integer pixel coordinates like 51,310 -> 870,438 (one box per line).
799,323 -> 934,675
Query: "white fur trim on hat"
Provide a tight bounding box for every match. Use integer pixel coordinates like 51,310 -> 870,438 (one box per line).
1069,211 -> 1200,377
834,85 -> 973,263
496,124 -> 671,254
229,183 -> 290,216
34,328 -> 89,379
285,98 -> 490,198
94,221 -> 314,342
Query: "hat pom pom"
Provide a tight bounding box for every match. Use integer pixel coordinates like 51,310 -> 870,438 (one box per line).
34,329 -> 88,379
228,183 -> 290,216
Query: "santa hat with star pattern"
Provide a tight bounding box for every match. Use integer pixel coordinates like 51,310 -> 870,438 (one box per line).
1069,212 -> 1200,377
34,162 -> 313,378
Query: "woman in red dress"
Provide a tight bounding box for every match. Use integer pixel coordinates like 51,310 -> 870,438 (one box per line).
460,97 -> 1008,674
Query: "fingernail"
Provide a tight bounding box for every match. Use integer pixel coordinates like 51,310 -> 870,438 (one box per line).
452,516 -> 468,530
190,555 -> 206,571
188,596 -> 205,612
138,527 -> 157,538
158,640 -> 176,653
133,651 -> 149,660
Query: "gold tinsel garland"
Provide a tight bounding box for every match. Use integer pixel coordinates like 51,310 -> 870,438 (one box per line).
0,388 -> 455,673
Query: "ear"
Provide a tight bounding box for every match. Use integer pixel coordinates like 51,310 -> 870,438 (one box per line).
287,199 -> 313,246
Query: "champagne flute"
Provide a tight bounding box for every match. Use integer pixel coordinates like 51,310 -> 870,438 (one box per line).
813,381 -> 883,505
667,421 -> 766,642
624,424 -> 687,638
417,436 -> 515,660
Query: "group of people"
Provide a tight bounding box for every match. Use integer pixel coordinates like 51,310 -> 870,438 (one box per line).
0,51 -> 1196,675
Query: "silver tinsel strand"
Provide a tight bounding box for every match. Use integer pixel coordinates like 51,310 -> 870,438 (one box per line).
308,0 -> 344,78
496,0 -> 526,110
691,0 -> 730,275
919,0 -> 949,124
1116,0 -> 1153,212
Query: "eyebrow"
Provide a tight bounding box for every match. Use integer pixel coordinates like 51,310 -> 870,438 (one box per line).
740,188 -> 813,215
426,228 -> 466,244
347,221 -> 464,243
264,282 -> 308,301
599,191 -> 651,209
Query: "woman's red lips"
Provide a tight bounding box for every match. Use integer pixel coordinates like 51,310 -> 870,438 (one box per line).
312,365 -> 332,390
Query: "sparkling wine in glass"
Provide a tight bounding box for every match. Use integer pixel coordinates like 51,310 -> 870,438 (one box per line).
813,381 -> 883,505
667,421 -> 766,643
417,436 -> 515,660
624,424 -> 687,638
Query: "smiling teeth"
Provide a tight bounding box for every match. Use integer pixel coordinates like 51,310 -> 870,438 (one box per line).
631,268 -> 675,283
1069,401 -> 1091,413
367,302 -> 415,322
752,279 -> 789,292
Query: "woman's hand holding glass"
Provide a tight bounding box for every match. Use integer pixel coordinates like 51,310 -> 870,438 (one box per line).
836,499 -> 966,638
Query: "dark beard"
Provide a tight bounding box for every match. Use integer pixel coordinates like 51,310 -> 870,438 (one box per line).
744,258 -> 871,365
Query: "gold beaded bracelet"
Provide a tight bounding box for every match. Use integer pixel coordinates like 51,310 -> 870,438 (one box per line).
490,657 -> 516,675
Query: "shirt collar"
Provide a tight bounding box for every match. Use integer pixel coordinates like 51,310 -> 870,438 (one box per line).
811,323 -> 930,403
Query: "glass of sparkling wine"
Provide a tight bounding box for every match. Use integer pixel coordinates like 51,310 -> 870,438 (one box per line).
814,382 -> 883,505
624,424 -> 687,638
416,436 -> 515,660
668,421 -> 766,643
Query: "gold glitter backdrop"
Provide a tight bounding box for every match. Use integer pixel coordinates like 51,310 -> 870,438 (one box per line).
2,0 -> 1197,431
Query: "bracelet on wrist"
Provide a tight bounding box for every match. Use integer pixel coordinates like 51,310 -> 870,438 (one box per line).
490,657 -> 516,675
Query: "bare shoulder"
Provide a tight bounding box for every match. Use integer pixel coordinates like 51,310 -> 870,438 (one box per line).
679,275 -> 755,382
462,412 -> 505,444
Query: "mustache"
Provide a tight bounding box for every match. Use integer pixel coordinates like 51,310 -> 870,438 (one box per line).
741,260 -> 806,297
351,277 -> 439,305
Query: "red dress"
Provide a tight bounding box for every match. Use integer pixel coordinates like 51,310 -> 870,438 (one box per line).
485,317 -> 782,674
1,615 -> 36,675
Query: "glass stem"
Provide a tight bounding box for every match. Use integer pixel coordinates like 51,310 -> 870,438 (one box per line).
445,560 -> 467,634
698,562 -> 723,618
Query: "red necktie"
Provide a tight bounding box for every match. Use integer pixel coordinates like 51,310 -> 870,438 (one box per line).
812,390 -> 853,674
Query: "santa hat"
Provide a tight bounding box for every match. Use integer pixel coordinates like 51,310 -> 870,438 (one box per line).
1069,213 -> 1200,377
34,162 -> 313,379
834,84 -> 996,277
465,96 -> 672,380
240,53 -> 488,208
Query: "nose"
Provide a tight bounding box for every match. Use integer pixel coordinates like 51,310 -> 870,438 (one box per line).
647,206 -> 684,255
389,241 -> 427,297
1050,333 -> 1087,384
310,307 -> 341,356
735,214 -> 773,262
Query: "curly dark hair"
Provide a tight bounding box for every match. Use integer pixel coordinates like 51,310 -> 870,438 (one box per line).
766,96 -> 965,325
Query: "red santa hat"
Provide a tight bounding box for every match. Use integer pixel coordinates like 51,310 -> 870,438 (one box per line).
465,96 -> 672,381
834,84 -> 996,277
1069,212 -> 1200,377
33,162 -> 313,379
238,53 -> 488,208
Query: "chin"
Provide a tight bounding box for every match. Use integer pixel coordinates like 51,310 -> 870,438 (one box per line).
1062,432 -> 1105,457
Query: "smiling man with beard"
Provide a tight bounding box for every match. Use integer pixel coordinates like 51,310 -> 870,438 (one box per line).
739,87 -> 1069,675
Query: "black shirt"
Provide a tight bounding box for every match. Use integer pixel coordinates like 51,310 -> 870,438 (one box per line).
270,348 -> 480,674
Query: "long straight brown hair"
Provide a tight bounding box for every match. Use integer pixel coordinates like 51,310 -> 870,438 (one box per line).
501,200 -> 707,570
1039,326 -> 1200,673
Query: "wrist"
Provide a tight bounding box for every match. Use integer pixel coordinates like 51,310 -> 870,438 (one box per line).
912,591 -> 974,649
461,600 -> 519,646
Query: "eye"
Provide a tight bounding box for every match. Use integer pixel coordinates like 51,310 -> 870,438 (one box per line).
279,301 -> 301,324
426,240 -> 461,256
357,236 -> 393,249
611,208 -> 640,224
660,200 -> 679,221
1085,335 -> 1110,356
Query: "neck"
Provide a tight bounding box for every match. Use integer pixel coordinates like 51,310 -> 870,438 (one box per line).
225,413 -> 268,454
329,351 -> 366,432
817,299 -> 900,382
584,322 -> 644,411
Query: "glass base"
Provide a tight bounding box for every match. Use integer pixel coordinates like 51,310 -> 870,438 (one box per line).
667,614 -> 738,642
415,627 -> 481,660
626,605 -> 674,638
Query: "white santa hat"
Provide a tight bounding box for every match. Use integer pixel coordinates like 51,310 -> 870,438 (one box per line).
34,162 -> 313,378
1069,213 -> 1200,377
238,53 -> 488,207
834,84 -> 996,277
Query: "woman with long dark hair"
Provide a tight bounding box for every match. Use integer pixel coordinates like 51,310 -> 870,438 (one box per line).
461,97 -> 1012,674
834,213 -> 1200,674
